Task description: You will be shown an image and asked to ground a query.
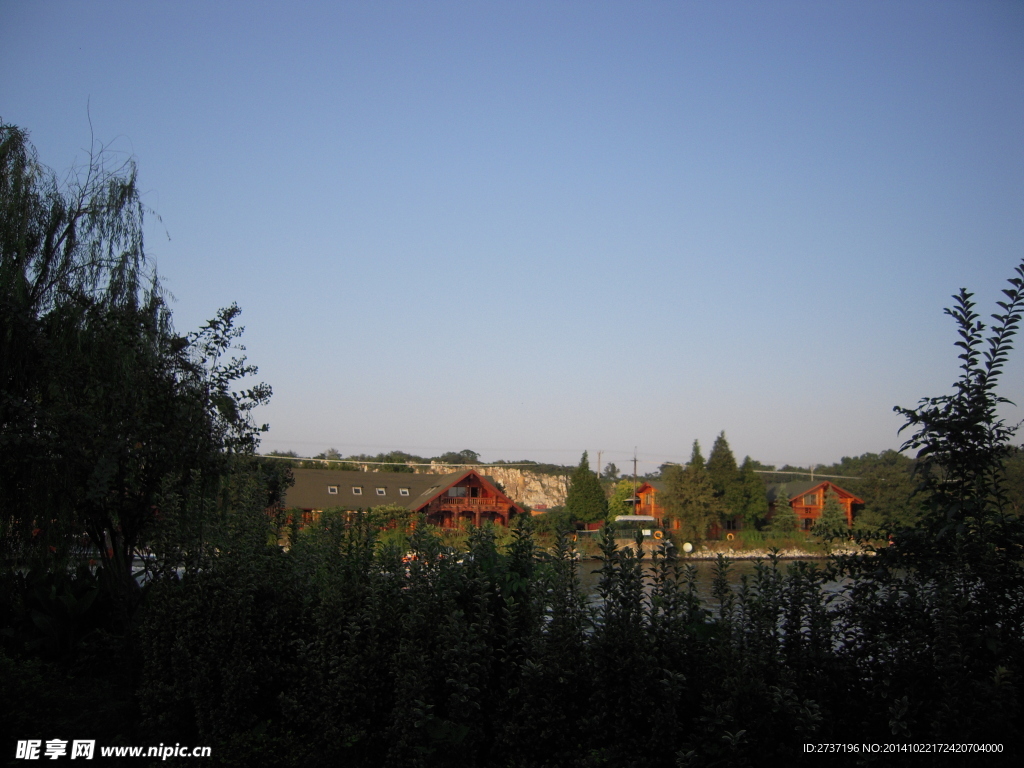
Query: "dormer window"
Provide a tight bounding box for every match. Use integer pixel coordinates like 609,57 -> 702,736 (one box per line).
399,488 -> 410,496
376,487 -> 386,496
352,486 -> 363,495
327,485 -> 338,495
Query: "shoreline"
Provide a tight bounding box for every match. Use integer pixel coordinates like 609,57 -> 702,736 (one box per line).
584,540 -> 878,561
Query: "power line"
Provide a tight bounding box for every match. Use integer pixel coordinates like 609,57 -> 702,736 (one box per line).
753,469 -> 861,481
257,455 -> 566,469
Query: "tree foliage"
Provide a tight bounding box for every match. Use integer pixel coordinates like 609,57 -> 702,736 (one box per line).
736,455 -> 769,528
813,488 -> 847,540
815,450 -> 920,531
0,123 -> 270,600
769,484 -> 798,534
563,451 -> 608,523
1004,445 -> 1024,516
706,431 -> 744,515
893,259 -> 1024,558
661,441 -> 722,540
607,478 -> 639,518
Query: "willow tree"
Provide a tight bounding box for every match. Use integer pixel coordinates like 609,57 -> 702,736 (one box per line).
0,123 -> 270,603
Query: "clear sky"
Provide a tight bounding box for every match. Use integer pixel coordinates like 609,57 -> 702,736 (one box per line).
2,1 -> 1022,472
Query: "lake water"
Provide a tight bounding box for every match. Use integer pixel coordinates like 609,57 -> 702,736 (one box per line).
575,556 -> 830,607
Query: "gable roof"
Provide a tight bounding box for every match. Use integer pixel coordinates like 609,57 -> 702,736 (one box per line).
635,480 -> 666,494
767,480 -> 863,505
284,468 -> 523,513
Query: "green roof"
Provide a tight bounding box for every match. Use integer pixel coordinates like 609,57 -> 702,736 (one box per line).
284,468 -> 520,512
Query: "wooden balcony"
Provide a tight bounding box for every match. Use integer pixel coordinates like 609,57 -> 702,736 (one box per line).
438,497 -> 497,509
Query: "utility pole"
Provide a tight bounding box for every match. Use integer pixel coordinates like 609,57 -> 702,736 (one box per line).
633,448 -> 638,509
597,450 -> 602,481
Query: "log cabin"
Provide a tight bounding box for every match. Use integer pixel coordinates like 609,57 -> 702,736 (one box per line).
283,468 -> 524,528
767,480 -> 863,532
629,478 -> 862,537
633,480 -> 745,537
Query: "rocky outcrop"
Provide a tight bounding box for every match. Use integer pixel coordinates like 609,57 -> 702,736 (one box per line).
421,463 -> 568,511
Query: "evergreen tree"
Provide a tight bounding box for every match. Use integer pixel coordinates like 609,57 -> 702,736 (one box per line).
814,487 -> 848,539
706,431 -> 744,516
689,440 -> 705,471
769,484 -> 798,534
661,441 -> 722,540
737,456 -> 769,528
564,451 -> 608,523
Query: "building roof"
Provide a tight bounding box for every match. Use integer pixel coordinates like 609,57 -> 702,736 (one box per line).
636,480 -> 666,493
284,468 -> 522,512
767,480 -> 863,505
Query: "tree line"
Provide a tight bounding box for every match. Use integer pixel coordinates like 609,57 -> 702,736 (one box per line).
540,435 -> 975,542
267,447 -> 577,478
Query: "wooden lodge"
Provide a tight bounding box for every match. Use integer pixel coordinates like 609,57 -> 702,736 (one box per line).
632,478 -> 862,537
634,480 -> 744,537
634,480 -> 668,525
767,480 -> 863,532
283,468 -> 524,528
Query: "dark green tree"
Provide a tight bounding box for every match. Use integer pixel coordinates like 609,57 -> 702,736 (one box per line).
0,123 -> 270,601
814,450 -> 919,531
706,431 -> 744,516
813,488 -> 848,540
893,258 -> 1024,561
769,484 -> 798,534
661,441 -> 721,540
736,456 -> 769,528
1005,445 -> 1024,517
564,451 -> 608,524
436,449 -> 481,465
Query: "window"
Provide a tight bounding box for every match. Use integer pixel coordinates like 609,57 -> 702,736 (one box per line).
803,494 -> 817,506
399,488 -> 410,497
803,518 -> 814,531
327,486 -> 338,495
352,486 -> 363,495
376,487 -> 386,496
447,486 -> 467,498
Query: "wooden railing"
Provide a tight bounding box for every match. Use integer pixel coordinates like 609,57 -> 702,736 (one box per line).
439,497 -> 495,509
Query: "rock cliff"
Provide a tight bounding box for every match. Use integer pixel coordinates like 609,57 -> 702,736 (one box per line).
421,462 -> 568,511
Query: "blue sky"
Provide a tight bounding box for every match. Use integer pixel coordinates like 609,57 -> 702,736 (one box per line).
2,1 -> 1022,472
